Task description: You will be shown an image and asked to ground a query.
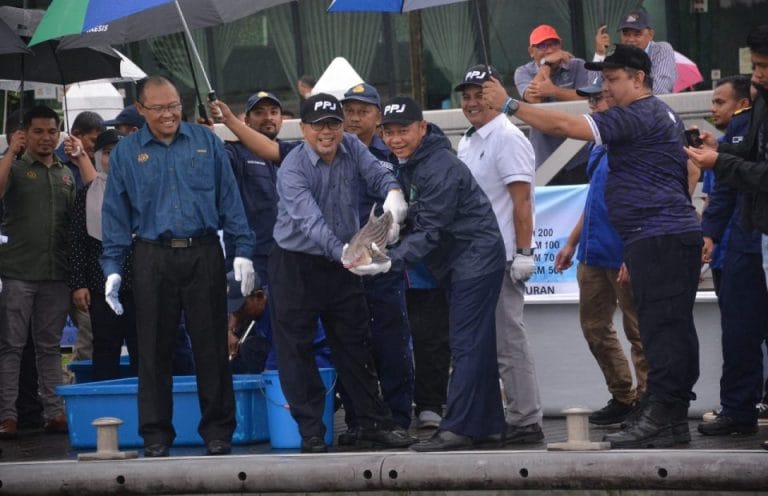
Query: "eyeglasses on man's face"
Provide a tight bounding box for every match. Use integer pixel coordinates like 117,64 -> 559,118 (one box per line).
533,40 -> 560,51
139,102 -> 183,114
309,119 -> 343,131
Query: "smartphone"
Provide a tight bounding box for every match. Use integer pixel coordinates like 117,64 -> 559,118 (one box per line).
684,128 -> 703,147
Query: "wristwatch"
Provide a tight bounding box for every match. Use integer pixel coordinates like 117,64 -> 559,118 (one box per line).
502,97 -> 520,116
516,248 -> 535,256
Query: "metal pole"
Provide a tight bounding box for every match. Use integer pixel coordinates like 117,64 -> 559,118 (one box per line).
172,0 -> 215,99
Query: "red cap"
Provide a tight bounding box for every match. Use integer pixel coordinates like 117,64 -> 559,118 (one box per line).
529,24 -> 561,47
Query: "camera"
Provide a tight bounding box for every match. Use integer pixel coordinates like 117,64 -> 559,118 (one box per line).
684,128 -> 703,147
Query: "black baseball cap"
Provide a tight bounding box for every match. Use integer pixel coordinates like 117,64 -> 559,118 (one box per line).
584,44 -> 652,74
454,64 -> 503,92
245,91 -> 282,113
300,93 -> 344,123
94,129 -> 123,152
619,10 -> 651,31
381,96 -> 423,125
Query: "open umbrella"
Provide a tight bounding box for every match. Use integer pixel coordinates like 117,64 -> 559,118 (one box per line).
674,50 -> 704,93
328,0 -> 489,68
0,17 -> 31,56
30,0 -> 295,118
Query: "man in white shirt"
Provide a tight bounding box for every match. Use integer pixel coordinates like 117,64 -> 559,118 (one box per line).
455,65 -> 544,444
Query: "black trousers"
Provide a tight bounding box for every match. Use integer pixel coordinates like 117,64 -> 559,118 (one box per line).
406,287 -> 450,416
89,291 -> 138,381
268,246 -> 392,439
624,232 -> 702,407
133,239 -> 234,446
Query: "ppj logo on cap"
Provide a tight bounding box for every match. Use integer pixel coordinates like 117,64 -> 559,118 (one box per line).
381,96 -> 423,125
301,93 -> 344,123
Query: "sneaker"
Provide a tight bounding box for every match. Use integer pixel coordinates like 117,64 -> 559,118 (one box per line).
697,415 -> 758,436
589,399 -> 635,426
503,423 -> 544,445
417,410 -> 441,430
701,408 -> 721,423
43,415 -> 68,434
604,401 -> 680,449
0,419 -> 17,440
756,402 -> 768,426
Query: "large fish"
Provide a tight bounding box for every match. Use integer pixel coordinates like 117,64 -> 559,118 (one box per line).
341,204 -> 393,268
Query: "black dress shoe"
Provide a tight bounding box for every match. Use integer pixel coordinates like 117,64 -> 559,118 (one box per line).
698,415 -> 758,436
206,439 -> 232,455
144,443 -> 170,458
301,436 -> 328,453
356,427 -> 417,449
504,423 -> 545,445
337,427 -> 358,446
410,429 -> 473,452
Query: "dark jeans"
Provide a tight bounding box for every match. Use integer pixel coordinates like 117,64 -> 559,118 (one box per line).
340,271 -> 413,429
441,270 -> 506,438
268,246 -> 392,439
89,292 -> 138,381
17,335 -> 43,428
406,288 -> 450,416
133,238 -> 234,446
718,251 -> 768,423
624,232 -> 702,407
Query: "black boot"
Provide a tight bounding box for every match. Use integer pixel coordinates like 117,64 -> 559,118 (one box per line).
604,400 -> 677,448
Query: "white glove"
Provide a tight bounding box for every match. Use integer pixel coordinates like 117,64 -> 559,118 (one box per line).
348,243 -> 392,276
0,276 -> 3,293
386,222 -> 400,245
0,234 -> 8,245
105,273 -> 124,315
382,189 -> 407,225
509,254 -> 536,282
233,256 -> 256,296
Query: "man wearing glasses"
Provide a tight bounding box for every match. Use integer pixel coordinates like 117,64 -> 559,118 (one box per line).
101,76 -> 256,458
514,24 -> 590,170
267,93 -> 415,453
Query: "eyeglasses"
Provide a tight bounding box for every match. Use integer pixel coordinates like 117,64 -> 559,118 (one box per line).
139,102 -> 183,114
533,40 -> 560,50
309,120 -> 343,131
588,95 -> 604,106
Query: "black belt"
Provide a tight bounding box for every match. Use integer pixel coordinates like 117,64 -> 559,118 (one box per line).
138,234 -> 219,249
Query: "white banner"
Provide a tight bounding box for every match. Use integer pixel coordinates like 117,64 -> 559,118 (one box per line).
526,185 -> 589,296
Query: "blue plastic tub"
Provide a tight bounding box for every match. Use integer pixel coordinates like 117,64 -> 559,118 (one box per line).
67,355 -> 135,383
56,374 -> 268,449
262,368 -> 336,449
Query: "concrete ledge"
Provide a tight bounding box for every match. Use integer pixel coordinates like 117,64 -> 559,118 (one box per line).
0,450 -> 766,494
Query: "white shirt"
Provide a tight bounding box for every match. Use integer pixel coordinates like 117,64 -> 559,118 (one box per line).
458,113 -> 536,261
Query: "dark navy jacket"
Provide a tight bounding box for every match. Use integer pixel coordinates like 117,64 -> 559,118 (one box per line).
388,124 -> 505,285
224,140 -> 298,269
702,110 -> 761,253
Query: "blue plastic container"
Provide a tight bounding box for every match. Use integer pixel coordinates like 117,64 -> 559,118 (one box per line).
67,355 -> 135,383
56,374 -> 268,449
262,368 -> 336,449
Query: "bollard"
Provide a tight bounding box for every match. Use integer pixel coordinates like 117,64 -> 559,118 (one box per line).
78,417 -> 138,461
547,407 -> 610,451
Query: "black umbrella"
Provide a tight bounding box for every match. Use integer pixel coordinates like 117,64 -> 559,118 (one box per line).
0,7 -> 123,86
33,0 -> 296,119
0,17 -> 31,56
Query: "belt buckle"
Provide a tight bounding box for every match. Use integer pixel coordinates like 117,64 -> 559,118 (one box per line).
170,238 -> 191,248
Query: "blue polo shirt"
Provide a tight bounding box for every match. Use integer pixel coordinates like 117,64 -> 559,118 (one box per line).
585,96 -> 701,245
272,132 -> 400,261
101,122 -> 255,276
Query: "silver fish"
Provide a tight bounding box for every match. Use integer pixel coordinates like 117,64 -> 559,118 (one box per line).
341,204 -> 392,268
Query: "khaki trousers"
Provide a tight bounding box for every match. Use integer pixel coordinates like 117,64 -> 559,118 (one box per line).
577,263 -> 647,404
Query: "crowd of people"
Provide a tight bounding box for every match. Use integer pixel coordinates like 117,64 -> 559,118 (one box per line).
0,10 -> 766,457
